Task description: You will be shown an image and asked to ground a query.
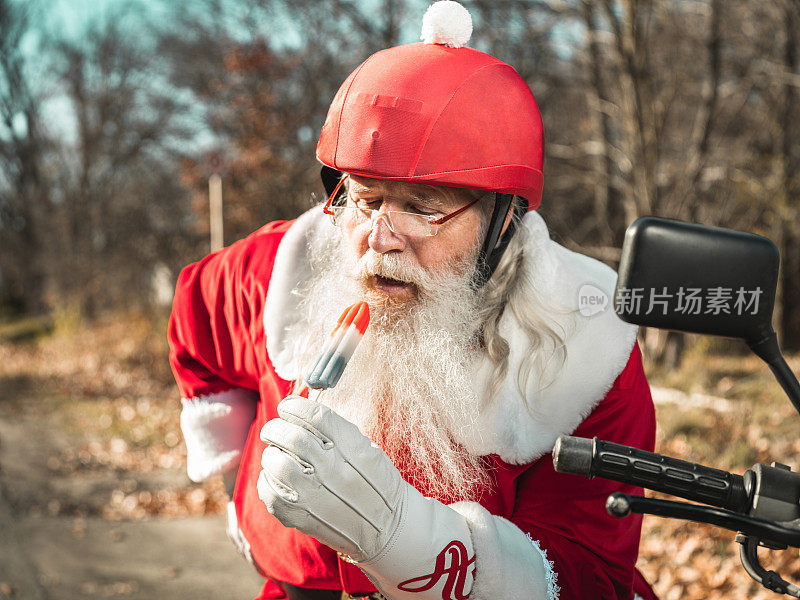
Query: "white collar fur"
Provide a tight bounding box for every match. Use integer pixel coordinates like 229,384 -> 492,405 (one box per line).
264,207 -> 638,464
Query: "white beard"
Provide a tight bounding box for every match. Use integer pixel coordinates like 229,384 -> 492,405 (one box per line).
285,228 -> 492,502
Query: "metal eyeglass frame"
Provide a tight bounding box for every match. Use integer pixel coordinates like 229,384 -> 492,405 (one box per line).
321,177 -> 480,237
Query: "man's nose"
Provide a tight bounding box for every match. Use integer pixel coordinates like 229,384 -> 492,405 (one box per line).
368,212 -> 407,254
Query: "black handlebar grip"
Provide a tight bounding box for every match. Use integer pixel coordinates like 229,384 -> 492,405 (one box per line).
553,436 -> 751,513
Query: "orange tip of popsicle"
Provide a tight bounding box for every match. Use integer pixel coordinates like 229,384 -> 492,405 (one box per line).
352,301 -> 370,334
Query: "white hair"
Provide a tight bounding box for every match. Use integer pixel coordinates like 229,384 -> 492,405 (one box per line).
477,202 -> 569,404
329,175 -> 569,400
330,174 -> 569,400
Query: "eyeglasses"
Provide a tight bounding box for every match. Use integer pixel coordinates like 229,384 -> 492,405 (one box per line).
322,178 -> 480,238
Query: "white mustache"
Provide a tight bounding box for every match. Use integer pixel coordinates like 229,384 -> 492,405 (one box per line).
357,250 -> 425,285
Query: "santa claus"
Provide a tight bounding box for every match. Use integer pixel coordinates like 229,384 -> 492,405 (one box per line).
169,2 -> 658,599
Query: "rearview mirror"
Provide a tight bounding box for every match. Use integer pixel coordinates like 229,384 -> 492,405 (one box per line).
614,217 -> 779,344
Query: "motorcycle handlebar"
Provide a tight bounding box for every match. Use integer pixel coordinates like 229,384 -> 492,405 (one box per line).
553,436 -> 751,513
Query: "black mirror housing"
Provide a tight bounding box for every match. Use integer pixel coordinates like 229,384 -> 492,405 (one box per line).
614,217 -> 779,344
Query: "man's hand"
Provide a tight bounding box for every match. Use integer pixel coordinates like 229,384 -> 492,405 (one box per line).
223,468 -> 266,575
258,395 -> 405,561
226,501 -> 255,564
257,396 -> 477,600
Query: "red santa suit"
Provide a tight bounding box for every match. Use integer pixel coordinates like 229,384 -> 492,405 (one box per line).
169,207 -> 658,600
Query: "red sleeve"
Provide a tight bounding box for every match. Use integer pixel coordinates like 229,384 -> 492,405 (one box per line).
511,343 -> 656,600
168,221 -> 290,399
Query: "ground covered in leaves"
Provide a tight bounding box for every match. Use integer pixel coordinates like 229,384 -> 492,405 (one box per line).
1,315 -> 799,599
0,312 -> 228,522
639,338 -> 800,599
0,312 -> 267,600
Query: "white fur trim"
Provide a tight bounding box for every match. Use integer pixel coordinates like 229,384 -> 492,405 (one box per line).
452,212 -> 639,463
264,206 -> 336,382
180,388 -> 258,482
263,208 -> 637,464
450,501 -> 558,600
421,1 -> 473,48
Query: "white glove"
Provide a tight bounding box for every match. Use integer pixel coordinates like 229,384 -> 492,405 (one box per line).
258,396 -> 475,600
226,501 -> 254,563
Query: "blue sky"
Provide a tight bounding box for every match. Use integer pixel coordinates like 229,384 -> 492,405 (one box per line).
46,0 -> 169,38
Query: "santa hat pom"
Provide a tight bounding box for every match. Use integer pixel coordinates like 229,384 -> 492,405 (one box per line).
420,1 -> 473,49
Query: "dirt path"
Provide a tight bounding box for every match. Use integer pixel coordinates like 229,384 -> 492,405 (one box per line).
0,366 -> 263,600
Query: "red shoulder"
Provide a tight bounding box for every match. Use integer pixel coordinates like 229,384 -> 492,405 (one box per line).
215,219 -> 296,277
253,220 -> 294,236
168,219 -> 296,398
574,341 -> 655,452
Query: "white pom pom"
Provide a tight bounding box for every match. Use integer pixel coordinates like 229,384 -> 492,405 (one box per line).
420,1 -> 473,49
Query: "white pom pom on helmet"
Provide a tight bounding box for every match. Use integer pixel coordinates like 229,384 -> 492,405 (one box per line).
420,0 -> 473,48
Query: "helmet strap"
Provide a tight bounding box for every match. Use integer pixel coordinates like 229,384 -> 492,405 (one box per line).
321,166 -> 343,197
472,193 -> 526,288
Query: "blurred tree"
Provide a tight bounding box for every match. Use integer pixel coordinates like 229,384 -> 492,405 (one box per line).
772,0 -> 800,347
47,6 -> 195,315
174,37 -> 312,244
165,0 -> 425,246
0,0 -> 50,314
1,0 -> 798,358
164,0 -> 800,355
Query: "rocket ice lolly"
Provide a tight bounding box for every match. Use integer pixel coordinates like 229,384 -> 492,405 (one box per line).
305,301 -> 370,390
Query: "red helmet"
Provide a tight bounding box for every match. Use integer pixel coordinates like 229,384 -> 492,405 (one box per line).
316,24 -> 544,209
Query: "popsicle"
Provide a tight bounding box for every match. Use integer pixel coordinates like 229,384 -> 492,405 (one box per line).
305,301 -> 370,390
